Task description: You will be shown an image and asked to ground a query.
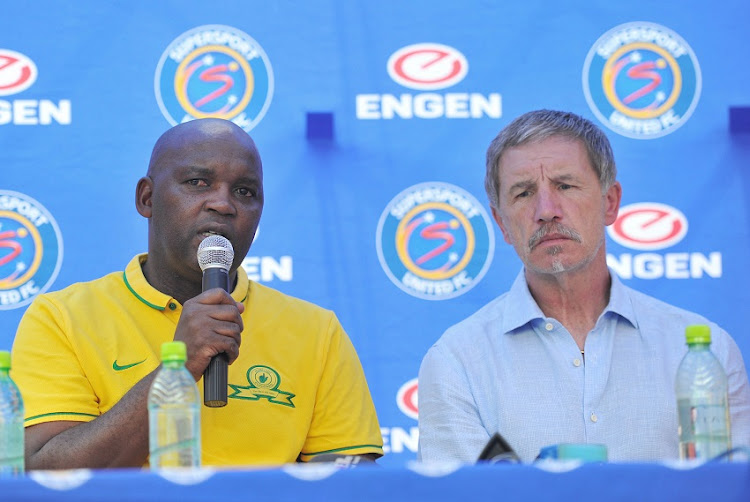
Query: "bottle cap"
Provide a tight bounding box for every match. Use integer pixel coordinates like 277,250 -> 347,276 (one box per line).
0,350 -> 10,370
685,324 -> 711,345
161,341 -> 187,362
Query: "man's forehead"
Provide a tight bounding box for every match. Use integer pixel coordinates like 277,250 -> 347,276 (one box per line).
499,138 -> 589,176
148,121 -> 260,177
171,162 -> 261,179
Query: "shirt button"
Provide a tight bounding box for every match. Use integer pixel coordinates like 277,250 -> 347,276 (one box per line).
573,358 -> 581,367
545,323 -> 554,331
590,413 -> 598,423
168,302 -> 177,310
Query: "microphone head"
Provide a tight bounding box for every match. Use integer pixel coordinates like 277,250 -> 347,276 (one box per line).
197,235 -> 234,272
477,433 -> 521,464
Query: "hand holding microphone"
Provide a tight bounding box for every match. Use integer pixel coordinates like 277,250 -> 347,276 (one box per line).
197,235 -> 235,407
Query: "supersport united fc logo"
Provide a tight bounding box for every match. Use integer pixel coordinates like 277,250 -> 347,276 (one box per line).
0,191 -> 63,310
154,25 -> 274,133
582,22 -> 701,139
376,182 -> 494,300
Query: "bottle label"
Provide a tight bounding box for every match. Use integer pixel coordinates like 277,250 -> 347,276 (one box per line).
678,398 -> 731,459
148,407 -> 200,468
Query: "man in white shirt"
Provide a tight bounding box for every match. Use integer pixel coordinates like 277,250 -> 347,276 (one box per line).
418,109 -> 750,463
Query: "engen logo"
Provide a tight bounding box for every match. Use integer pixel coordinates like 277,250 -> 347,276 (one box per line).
387,43 -> 468,91
381,378 -> 420,455
376,182 -> 495,300
357,43 -> 501,120
607,202 -> 687,250
0,49 -> 71,125
241,256 -> 293,283
155,25 -> 274,133
583,22 -> 701,139
0,191 -> 64,309
0,50 -> 37,96
240,226 -> 294,283
606,202 -> 720,280
396,378 -> 419,420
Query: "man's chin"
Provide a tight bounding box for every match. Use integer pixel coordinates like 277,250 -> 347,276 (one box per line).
526,257 -> 578,275
550,260 -> 565,273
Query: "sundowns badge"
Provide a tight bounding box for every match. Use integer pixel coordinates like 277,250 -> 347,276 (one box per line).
0,190 -> 63,309
376,182 -> 494,300
154,25 -> 274,133
229,365 -> 295,407
583,22 -> 701,139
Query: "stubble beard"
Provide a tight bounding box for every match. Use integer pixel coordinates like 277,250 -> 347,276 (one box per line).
546,245 -> 565,273
525,223 -> 583,275
533,233 -> 606,276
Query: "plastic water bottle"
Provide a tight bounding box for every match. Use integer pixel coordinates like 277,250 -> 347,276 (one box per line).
675,324 -> 731,460
148,341 -> 201,468
0,350 -> 24,477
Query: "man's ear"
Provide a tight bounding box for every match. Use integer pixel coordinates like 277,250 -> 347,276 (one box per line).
603,181 -> 622,226
135,176 -> 153,218
491,206 -> 513,245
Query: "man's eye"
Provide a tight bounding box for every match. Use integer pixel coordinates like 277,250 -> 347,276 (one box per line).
187,179 -> 208,187
236,187 -> 255,197
559,184 -> 573,190
516,190 -> 531,198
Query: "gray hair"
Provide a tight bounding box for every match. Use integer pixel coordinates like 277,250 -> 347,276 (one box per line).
484,110 -> 616,208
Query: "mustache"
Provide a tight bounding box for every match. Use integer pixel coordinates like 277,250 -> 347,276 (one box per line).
528,223 -> 582,249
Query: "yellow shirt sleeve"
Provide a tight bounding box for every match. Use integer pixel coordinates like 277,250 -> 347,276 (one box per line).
12,294 -> 101,426
298,313 -> 383,460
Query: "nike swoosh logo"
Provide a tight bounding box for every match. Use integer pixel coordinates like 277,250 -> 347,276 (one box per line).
112,359 -> 147,371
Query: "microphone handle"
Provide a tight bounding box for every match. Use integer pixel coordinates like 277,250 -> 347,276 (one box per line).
202,267 -> 230,408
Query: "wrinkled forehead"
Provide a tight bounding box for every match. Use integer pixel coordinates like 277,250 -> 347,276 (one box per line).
498,136 -> 590,177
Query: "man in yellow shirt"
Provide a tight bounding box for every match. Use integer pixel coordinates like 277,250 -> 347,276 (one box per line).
12,118 -> 383,468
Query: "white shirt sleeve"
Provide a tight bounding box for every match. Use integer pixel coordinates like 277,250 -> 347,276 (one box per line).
417,342 -> 491,464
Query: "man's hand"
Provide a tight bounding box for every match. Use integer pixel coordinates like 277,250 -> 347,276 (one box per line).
173,288 -> 244,381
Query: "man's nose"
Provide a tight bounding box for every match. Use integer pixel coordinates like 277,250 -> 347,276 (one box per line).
533,187 -> 562,222
204,186 -> 236,216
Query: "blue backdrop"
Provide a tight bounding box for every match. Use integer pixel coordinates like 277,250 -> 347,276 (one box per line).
1,1 -> 748,467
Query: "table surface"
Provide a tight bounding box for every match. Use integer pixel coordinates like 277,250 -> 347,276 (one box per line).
3,461 -> 750,502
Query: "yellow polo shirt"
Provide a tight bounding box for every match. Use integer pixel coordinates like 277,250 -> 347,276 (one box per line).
12,254 -> 383,466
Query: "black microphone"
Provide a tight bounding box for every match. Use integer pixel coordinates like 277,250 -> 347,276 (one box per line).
197,234 -> 234,408
477,432 -> 521,464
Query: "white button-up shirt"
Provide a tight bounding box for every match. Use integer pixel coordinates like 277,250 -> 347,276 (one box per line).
418,269 -> 750,463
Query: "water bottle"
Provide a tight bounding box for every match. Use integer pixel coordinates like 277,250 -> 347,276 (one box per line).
0,350 -> 24,476
148,341 -> 201,468
675,324 -> 731,460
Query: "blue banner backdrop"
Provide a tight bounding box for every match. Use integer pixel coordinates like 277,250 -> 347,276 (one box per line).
1,1 -> 748,467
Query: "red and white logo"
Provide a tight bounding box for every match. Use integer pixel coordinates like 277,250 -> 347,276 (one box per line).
607,202 -> 688,250
396,378 -> 419,420
387,43 -> 468,91
0,50 -> 37,96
